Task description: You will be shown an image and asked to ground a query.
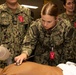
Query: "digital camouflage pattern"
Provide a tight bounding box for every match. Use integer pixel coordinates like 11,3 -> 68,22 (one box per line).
58,12 -> 76,28
58,12 -> 76,63
0,3 -> 32,68
22,18 -> 76,66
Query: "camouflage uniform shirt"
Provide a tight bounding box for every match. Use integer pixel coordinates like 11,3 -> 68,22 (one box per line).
58,12 -> 76,63
0,3 -> 32,68
22,19 -> 76,66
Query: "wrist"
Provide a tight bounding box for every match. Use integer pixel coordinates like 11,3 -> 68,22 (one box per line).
22,51 -> 29,57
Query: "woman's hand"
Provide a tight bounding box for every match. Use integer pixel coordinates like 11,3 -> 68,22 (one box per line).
14,53 -> 28,65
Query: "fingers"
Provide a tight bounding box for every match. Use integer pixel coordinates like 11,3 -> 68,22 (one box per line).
14,53 -> 28,66
14,56 -> 23,66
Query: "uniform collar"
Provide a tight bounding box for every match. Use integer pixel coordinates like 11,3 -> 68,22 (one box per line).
63,12 -> 76,21
42,24 -> 57,35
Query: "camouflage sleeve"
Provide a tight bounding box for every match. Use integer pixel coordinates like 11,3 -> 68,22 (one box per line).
26,8 -> 32,22
21,6 -> 33,32
23,7 -> 33,23
22,21 -> 38,56
61,20 -> 76,62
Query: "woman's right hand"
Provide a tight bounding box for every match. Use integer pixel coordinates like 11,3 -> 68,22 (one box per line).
14,53 -> 28,65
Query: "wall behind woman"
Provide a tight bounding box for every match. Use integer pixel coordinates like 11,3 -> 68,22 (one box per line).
0,0 -> 5,4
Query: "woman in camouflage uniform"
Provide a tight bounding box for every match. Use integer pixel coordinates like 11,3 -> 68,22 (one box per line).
0,0 -> 32,68
15,1 -> 76,66
58,0 -> 76,28
58,0 -> 76,64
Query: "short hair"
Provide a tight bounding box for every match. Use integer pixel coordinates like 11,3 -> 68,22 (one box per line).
41,1 -> 58,17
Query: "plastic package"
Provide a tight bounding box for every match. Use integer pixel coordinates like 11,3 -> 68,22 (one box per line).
0,45 -> 10,61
